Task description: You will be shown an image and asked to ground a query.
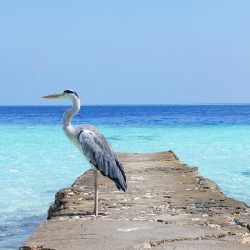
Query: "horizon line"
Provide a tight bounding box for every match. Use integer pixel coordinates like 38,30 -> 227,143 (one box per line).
1,103 -> 250,107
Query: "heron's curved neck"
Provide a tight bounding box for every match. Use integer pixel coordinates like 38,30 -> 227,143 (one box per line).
62,98 -> 80,128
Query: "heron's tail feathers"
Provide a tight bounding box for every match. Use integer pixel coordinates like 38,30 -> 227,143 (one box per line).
114,158 -> 127,192
96,156 -> 127,192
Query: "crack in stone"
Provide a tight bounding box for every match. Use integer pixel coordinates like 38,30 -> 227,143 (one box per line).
149,233 -> 228,248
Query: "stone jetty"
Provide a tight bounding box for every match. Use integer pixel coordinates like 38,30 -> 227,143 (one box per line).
20,151 -> 250,249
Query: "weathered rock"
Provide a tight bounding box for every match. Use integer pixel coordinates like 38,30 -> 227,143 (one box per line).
20,151 -> 250,250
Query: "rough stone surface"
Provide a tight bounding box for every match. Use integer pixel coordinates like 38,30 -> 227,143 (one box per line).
20,151 -> 250,250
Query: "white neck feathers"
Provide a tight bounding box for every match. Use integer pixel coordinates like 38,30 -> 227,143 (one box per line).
62,97 -> 80,128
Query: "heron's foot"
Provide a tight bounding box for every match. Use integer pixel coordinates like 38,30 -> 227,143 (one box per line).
92,211 -> 109,219
94,210 -> 98,217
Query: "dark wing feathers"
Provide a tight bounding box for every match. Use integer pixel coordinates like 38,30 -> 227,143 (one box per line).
78,126 -> 127,192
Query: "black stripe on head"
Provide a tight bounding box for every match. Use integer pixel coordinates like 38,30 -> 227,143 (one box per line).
74,91 -> 79,98
64,89 -> 79,98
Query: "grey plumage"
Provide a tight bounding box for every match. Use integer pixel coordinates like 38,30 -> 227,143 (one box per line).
77,125 -> 127,192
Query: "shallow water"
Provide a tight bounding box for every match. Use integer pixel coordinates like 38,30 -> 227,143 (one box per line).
1,105 -> 250,249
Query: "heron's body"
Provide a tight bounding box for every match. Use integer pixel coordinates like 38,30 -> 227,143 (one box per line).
64,124 -> 127,191
43,89 -> 127,216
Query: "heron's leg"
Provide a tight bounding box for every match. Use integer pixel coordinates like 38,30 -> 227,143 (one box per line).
94,168 -> 98,216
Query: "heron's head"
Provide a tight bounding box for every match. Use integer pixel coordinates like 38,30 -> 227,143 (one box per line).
42,89 -> 79,101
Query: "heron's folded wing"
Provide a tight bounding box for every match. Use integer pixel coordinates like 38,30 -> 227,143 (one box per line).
79,129 -> 127,192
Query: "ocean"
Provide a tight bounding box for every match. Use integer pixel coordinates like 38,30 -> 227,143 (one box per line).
1,105 -> 250,249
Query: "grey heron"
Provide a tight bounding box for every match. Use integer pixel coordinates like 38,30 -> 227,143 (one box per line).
42,90 -> 127,216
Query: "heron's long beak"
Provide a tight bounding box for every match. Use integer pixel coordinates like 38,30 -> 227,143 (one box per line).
42,93 -> 64,99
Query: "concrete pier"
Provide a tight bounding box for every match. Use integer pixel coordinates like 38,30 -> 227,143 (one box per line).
20,151 -> 250,249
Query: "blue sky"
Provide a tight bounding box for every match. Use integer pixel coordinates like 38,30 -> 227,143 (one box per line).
0,1 -> 249,105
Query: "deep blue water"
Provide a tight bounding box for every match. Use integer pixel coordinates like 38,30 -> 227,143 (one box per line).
1,105 -> 250,125
1,105 -> 250,250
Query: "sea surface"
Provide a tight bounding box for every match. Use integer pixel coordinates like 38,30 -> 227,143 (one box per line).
1,105 -> 250,249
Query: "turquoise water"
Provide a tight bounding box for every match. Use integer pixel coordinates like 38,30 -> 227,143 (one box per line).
1,106 -> 250,249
